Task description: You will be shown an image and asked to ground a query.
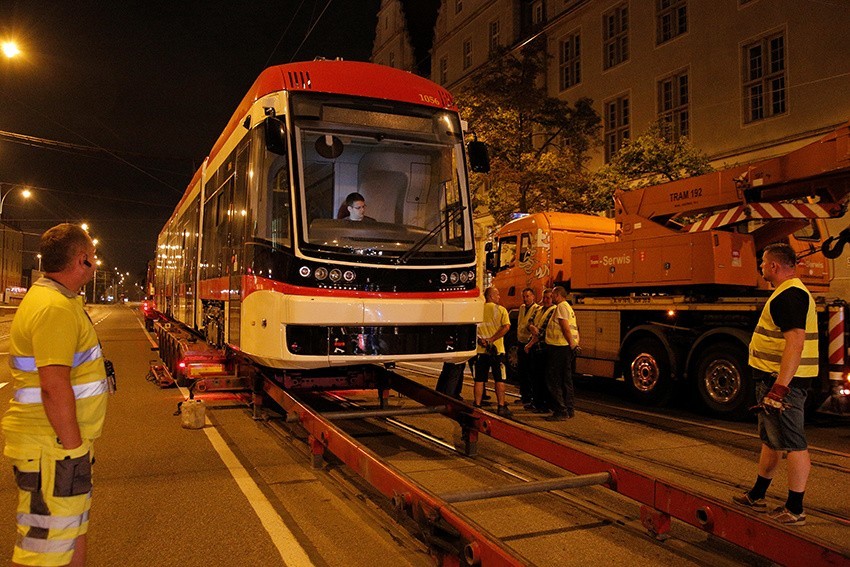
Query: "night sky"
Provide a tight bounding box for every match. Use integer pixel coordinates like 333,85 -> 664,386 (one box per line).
0,1 -> 382,284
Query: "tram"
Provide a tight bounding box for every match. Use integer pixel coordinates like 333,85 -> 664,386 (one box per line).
153,60 -> 487,373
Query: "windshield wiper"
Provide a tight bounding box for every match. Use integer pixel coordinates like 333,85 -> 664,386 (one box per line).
396,204 -> 466,265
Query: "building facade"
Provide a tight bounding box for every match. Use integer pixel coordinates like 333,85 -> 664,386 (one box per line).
372,0 -> 417,72
430,0 -> 850,168
0,223 -> 23,303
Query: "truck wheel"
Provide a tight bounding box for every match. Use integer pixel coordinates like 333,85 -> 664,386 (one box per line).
624,338 -> 672,406
695,343 -> 753,419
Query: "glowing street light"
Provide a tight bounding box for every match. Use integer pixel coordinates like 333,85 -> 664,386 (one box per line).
0,184 -> 31,217
1,41 -> 20,59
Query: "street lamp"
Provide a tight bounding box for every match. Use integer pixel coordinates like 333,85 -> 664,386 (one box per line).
0,185 -> 31,303
91,259 -> 102,303
36,253 -> 42,271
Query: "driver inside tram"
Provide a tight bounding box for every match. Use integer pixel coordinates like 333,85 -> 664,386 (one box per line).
339,192 -> 376,222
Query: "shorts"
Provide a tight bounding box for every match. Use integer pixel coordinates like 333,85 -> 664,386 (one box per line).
756,381 -> 808,452
474,352 -> 506,383
4,435 -> 94,566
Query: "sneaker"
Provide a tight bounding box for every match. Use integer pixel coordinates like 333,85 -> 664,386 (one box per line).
496,405 -> 513,417
531,406 -> 549,414
768,506 -> 806,526
544,412 -> 569,421
732,492 -> 767,512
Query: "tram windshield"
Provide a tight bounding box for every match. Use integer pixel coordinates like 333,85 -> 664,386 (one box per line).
290,93 -> 473,262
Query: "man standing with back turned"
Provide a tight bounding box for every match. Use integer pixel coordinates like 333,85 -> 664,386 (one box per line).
3,224 -> 110,566
733,243 -> 818,526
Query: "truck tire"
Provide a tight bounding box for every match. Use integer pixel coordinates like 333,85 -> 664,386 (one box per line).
694,343 -> 753,419
624,338 -> 673,406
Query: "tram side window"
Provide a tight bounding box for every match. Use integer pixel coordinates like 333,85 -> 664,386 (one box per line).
498,236 -> 517,271
269,160 -> 292,247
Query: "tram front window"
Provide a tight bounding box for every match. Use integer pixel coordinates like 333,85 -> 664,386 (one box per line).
292,95 -> 473,262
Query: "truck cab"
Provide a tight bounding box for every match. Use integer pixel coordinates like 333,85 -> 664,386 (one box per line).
487,212 -> 616,311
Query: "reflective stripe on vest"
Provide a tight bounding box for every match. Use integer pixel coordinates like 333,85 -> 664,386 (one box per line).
14,379 -> 109,404
17,509 -> 89,531
10,344 -> 103,373
749,278 -> 819,377
17,535 -> 77,554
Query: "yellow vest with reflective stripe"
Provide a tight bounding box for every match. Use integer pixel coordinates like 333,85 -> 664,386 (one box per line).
748,278 -> 819,377
2,278 -> 108,439
517,303 -> 540,343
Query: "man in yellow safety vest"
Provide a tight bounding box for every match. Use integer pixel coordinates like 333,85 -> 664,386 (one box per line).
733,243 -> 818,526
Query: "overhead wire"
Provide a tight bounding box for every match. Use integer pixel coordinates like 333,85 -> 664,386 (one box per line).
262,0 -> 308,69
0,91 -> 186,195
289,0 -> 334,62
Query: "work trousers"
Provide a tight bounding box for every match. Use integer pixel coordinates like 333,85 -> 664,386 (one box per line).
545,345 -> 574,416
516,346 -> 533,402
529,347 -> 550,409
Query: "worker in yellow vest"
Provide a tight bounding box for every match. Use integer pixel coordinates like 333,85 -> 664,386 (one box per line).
733,243 -> 818,526
3,224 -> 110,566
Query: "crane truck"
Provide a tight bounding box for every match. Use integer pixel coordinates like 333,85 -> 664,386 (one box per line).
487,123 -> 850,418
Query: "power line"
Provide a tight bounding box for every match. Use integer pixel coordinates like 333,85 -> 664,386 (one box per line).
290,0 -> 335,62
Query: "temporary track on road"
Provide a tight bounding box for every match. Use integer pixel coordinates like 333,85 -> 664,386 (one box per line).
255,367 -> 850,567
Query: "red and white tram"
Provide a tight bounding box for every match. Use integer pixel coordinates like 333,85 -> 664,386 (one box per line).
153,60 -> 487,374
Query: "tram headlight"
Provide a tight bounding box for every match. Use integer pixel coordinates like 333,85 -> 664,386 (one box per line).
329,268 -> 342,282
440,273 -> 448,284
468,270 -> 475,282
449,272 -> 459,284
299,266 -> 311,278
314,267 -> 328,280
459,271 -> 469,283
343,270 -> 356,282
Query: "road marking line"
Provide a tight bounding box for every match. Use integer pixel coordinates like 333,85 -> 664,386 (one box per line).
202,420 -> 315,567
0,382 -> 7,389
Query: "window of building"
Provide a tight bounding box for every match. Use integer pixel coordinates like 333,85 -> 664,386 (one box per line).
456,0 -> 463,14
658,70 -> 689,139
463,38 -> 472,70
532,0 -> 545,25
743,32 -> 786,123
489,20 -> 501,56
559,31 -> 581,90
604,94 -> 630,161
656,0 -> 687,44
439,56 -> 448,85
603,3 -> 629,70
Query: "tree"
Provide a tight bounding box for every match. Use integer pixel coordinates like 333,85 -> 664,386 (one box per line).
588,121 -> 714,211
456,42 -> 601,224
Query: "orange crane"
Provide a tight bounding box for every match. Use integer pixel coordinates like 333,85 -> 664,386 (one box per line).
488,122 -> 850,417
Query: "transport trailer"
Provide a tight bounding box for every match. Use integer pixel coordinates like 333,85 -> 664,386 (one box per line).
259,370 -> 850,567
146,312 -> 848,566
